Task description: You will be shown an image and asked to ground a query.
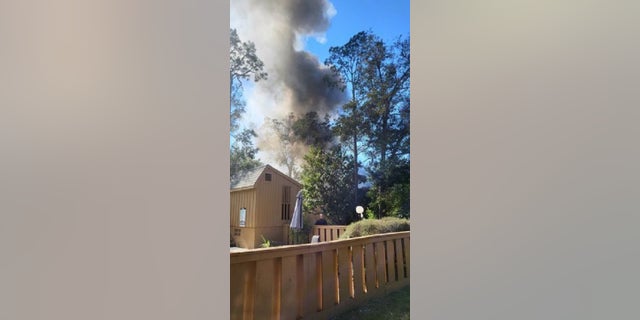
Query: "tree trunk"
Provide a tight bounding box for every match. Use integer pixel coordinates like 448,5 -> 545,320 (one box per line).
353,134 -> 358,207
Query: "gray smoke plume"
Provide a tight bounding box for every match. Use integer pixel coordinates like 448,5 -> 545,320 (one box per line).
231,0 -> 346,118
231,0 -> 346,174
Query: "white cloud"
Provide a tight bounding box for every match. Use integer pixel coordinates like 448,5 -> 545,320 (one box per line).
326,1 -> 337,19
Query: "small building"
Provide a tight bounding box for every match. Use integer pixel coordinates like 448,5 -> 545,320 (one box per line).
230,165 -> 302,249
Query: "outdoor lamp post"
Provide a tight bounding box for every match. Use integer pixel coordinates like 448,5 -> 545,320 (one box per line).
356,206 -> 364,219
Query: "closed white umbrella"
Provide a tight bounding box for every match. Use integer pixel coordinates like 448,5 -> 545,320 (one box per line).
290,190 -> 304,230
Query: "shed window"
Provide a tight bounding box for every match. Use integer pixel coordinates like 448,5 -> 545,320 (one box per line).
281,186 -> 291,220
265,173 -> 272,181
239,208 -> 246,227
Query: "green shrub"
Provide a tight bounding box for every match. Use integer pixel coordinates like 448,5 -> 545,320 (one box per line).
364,208 -> 376,219
260,235 -> 271,248
340,217 -> 410,239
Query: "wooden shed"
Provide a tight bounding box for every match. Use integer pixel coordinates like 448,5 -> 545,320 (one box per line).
230,165 -> 302,249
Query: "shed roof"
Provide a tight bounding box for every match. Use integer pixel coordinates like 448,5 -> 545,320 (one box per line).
230,164 -> 301,191
230,165 -> 267,190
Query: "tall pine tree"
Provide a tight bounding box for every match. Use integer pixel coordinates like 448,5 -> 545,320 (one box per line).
325,31 -> 410,218
230,28 -> 267,182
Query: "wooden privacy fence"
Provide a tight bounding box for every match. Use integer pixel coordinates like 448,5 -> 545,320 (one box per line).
310,225 -> 348,242
230,231 -> 410,320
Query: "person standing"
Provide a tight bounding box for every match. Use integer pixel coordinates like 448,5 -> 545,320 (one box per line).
315,214 -> 328,225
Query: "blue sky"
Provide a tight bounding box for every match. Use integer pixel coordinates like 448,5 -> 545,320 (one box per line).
303,0 -> 410,64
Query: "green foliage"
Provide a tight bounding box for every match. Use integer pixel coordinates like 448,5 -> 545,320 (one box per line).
230,29 -> 267,83
323,31 -> 410,220
259,235 -> 271,248
367,158 -> 410,218
259,112 -> 335,180
325,31 -> 377,103
230,129 -> 263,182
292,111 -> 334,149
364,208 -> 376,219
361,34 -> 410,218
325,32 -> 377,209
301,146 -> 357,225
230,29 -> 266,181
340,217 -> 410,239
230,28 -> 267,135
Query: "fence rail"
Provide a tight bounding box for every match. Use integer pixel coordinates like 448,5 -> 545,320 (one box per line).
230,231 -> 410,320
310,225 -> 348,242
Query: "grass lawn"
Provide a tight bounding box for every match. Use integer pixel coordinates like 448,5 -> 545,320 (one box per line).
330,285 -> 410,320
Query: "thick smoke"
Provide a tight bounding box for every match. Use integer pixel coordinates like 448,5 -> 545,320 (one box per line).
231,0 -> 345,117
231,0 -> 346,174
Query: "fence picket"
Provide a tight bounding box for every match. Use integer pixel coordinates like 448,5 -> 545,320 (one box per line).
280,256 -> 297,320
321,249 -> 337,310
386,240 -> 397,284
337,246 -> 352,306
230,262 -> 251,320
351,244 -> 364,299
310,225 -> 348,242
395,238 -> 405,281
254,260 -> 276,319
375,242 -> 387,286
403,237 -> 410,279
364,243 -> 376,294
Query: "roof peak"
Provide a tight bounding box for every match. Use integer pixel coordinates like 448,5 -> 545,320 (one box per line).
230,164 -> 300,190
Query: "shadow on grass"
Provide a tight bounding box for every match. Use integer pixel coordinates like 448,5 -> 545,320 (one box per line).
330,285 -> 410,320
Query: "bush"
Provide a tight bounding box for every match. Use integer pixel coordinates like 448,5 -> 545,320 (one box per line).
260,235 -> 271,248
340,217 -> 410,239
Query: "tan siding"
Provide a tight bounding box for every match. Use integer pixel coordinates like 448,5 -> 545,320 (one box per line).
254,168 -> 301,228
230,189 -> 256,227
230,189 -> 258,248
230,165 -> 301,248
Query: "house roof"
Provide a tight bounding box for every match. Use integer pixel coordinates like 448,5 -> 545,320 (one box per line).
230,165 -> 267,190
230,164 -> 301,191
